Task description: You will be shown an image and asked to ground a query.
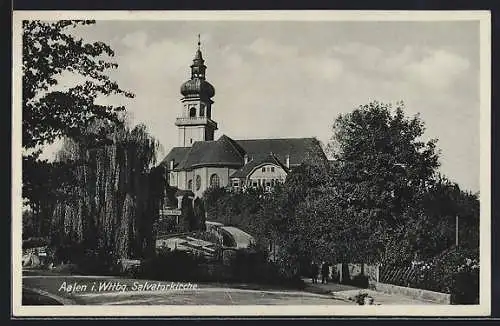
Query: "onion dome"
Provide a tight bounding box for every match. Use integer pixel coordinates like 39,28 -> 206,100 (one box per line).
180,35 -> 215,98
180,78 -> 215,98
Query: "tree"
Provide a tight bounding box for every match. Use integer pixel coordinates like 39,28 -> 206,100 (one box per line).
203,186 -> 228,222
22,210 -> 37,239
22,20 -> 134,243
271,101 -> 443,266
22,20 -> 133,151
22,157 -> 75,237
48,122 -> 163,263
405,175 -> 480,260
193,197 -> 206,231
181,194 -> 195,232
325,101 -> 441,262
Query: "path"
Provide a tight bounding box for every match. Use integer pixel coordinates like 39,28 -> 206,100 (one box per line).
302,278 -> 442,305
22,270 -> 352,305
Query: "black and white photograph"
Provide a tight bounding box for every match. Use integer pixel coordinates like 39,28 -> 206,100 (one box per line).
12,10 -> 491,316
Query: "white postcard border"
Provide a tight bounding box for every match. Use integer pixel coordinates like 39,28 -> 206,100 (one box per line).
11,10 -> 492,317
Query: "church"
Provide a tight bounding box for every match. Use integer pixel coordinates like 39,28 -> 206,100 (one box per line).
161,39 -> 327,198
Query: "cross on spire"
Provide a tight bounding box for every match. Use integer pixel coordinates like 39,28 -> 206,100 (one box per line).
197,34 -> 201,49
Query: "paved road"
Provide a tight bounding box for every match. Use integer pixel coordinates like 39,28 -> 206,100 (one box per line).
22,270 -> 351,305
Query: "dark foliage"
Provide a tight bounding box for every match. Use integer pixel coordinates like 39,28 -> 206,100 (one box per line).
23,20 -> 133,150
349,274 -> 369,289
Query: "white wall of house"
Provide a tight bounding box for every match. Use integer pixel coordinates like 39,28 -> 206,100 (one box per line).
205,166 -> 230,192
175,167 -> 231,197
176,170 -> 188,190
247,163 -> 287,187
170,164 -> 287,196
169,171 -> 178,187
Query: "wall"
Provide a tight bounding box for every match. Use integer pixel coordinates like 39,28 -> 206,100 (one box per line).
333,263 -> 450,304
206,166 -> 231,189
187,167 -> 231,198
374,282 -> 451,304
192,167 -> 208,198
176,171 -> 188,190
178,126 -> 206,147
169,171 -> 178,188
248,163 -> 287,187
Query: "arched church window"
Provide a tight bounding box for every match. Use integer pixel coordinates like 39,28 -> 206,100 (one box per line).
195,175 -> 201,191
199,104 -> 205,117
189,107 -> 196,118
210,174 -> 220,188
188,179 -> 193,190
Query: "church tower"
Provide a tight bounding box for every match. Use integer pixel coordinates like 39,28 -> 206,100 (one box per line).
176,35 -> 218,147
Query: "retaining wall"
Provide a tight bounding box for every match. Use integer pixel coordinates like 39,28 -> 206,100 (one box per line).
374,282 -> 451,304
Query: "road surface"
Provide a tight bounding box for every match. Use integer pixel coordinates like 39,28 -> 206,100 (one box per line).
22,270 -> 351,305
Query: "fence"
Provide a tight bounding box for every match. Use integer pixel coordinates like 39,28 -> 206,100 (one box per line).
339,263 -> 452,303
333,263 -> 421,288
379,263 -> 456,297
379,264 -> 420,288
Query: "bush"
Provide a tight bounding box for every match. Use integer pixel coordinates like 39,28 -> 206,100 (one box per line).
23,237 -> 50,249
139,249 -> 208,281
75,249 -> 118,275
51,263 -> 80,274
349,274 -> 369,289
450,263 -> 479,304
227,247 -> 302,287
353,292 -> 374,305
136,246 -> 304,289
49,240 -> 119,275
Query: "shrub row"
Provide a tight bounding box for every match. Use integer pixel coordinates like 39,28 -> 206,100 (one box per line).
129,247 -> 303,288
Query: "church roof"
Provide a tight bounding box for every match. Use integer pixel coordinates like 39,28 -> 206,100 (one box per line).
200,135 -> 246,167
235,137 -> 325,167
171,135 -> 244,170
161,135 -> 325,172
160,147 -> 191,169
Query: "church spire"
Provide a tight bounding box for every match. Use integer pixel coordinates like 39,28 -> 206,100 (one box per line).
190,34 -> 206,79
180,34 -> 214,98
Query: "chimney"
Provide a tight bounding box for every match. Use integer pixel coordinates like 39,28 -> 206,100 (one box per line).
170,160 -> 174,170
244,154 -> 248,165
286,154 -> 290,168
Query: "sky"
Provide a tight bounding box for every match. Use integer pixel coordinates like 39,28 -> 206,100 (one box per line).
40,19 -> 481,192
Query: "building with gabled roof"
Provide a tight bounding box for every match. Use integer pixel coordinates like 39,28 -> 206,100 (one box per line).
160,38 -> 327,198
